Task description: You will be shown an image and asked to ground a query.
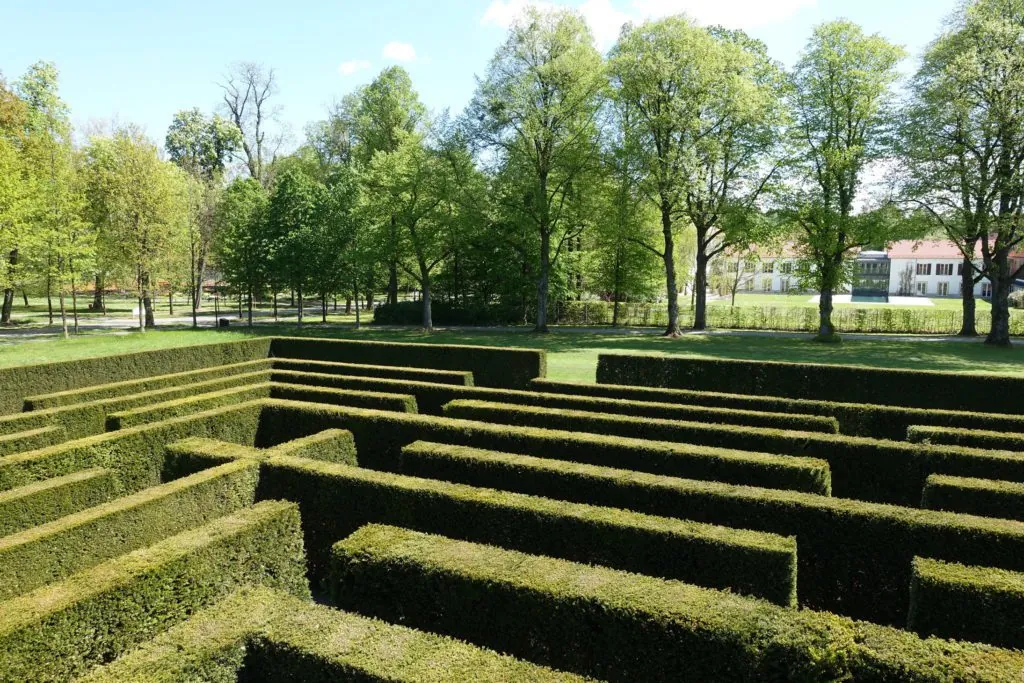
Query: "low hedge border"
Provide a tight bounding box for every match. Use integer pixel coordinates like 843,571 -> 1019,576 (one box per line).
395,439 -> 1024,627
0,500 -> 309,683
272,357 -> 474,386
441,399 -> 1024,506
0,401 -> 264,494
0,337 -> 272,416
532,378 -> 1024,440
269,336 -> 545,389
909,556 -> 1024,649
106,383 -> 271,430
0,425 -> 66,457
0,460 -> 260,600
908,424 -> 1024,452
267,382 -> 418,414
0,468 -> 117,538
596,353 -> 1024,413
255,400 -> 831,495
921,473 -> 1024,521
272,369 -> 837,432
329,524 -> 1024,683
259,453 -> 798,606
79,586 -> 587,683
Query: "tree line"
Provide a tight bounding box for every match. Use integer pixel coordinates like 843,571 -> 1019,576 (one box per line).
1,0 -> 1022,345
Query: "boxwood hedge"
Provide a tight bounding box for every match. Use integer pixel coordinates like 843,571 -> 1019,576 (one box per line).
908,424 -> 1024,452
272,357 -> 474,385
256,454 -> 798,605
921,473 -> 1024,521
0,468 -> 117,537
0,500 -> 308,683
0,425 -> 66,456
909,556 -> 1024,649
596,353 -> 1023,413
397,439 -> 1024,627
330,524 -> 1024,683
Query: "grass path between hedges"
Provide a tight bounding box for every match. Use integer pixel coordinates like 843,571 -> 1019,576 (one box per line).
0,325 -> 1022,384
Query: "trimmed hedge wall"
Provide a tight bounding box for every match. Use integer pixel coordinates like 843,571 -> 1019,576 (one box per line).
395,439 -> 1024,627
106,383 -> 272,430
271,428 -> 358,465
0,468 -> 117,537
908,424 -> 1024,451
0,500 -> 308,683
909,557 -> 1024,649
0,460 -> 259,600
921,473 -> 1024,521
441,399 -> 1024,506
596,353 -> 1024,413
273,357 -> 474,386
164,431 -> 359,478
269,336 -> 545,389
259,454 -> 798,605
0,337 -> 271,415
255,401 -> 831,495
533,378 -> 1024,440
0,425 -> 65,456
80,586 -> 586,683
268,382 -> 418,413
330,524 -> 1024,683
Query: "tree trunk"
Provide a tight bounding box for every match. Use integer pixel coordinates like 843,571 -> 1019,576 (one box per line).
354,282 -> 361,329
661,205 -> 681,336
535,230 -> 550,333
58,277 -> 68,340
46,271 -> 53,326
985,275 -> 1012,347
168,293 -> 174,317
817,286 -> 836,341
959,256 -> 978,337
248,286 -> 254,327
71,264 -> 79,334
2,249 -> 18,324
138,295 -> 145,333
93,273 -> 104,312
387,260 -> 399,306
321,294 -> 327,323
421,275 -> 432,330
345,297 -> 352,314
297,286 -> 304,325
693,251 -> 708,331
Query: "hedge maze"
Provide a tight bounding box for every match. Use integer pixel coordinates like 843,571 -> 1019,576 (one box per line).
2,338 -> 1024,680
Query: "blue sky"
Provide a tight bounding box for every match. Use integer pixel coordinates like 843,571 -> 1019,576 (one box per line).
3,0 -> 957,150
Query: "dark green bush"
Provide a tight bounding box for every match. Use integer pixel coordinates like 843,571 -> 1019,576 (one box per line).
255,400 -> 831,494
272,357 -> 473,386
442,399 -> 1024,506
0,460 -> 260,600
330,524 -> 1024,683
0,468 -> 117,537
909,557 -> 1024,649
921,473 -> 1024,521
396,439 -> 1024,627
908,424 -> 1024,451
80,586 -> 585,683
269,336 -> 545,389
597,353 -> 1024,413
0,500 -> 308,683
0,338 -> 272,415
259,454 -> 798,605
372,300 -> 524,326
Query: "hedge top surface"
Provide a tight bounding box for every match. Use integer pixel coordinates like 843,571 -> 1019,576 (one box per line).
0,468 -> 111,508
913,556 -> 1024,594
925,473 -> 1024,496
335,524 -> 1024,681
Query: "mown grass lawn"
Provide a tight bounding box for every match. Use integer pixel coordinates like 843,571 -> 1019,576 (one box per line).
1,324 -> 1021,384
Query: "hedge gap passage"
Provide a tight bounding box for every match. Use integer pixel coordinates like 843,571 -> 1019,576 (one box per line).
1,338 -> 1023,681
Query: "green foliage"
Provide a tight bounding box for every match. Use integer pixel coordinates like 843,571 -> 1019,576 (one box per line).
213,177 -> 270,313
273,357 -> 473,385
922,473 -> 1024,521
165,108 -> 242,180
909,424 -> 1024,451
0,425 -> 65,456
0,468 -> 116,537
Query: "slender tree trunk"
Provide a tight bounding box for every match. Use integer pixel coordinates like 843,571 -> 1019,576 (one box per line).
138,295 -> 145,333
93,273 -> 104,312
290,289 -> 295,307
297,286 -> 304,325
345,297 -> 352,314
70,262 -> 79,335
321,294 -> 327,323
387,260 -> 399,305
817,286 -> 836,340
661,205 -> 681,336
693,251 -> 709,331
353,282 -> 361,329
46,271 -> 53,326
535,229 -> 550,333
168,293 -> 174,317
142,272 -> 155,328
2,249 -> 18,325
273,291 -> 278,321
421,272 -> 433,331
58,269 -> 68,340
248,286 -> 254,327
985,267 -> 1012,347
959,255 -> 978,337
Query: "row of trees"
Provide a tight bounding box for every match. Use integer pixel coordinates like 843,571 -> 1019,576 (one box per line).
2,0 -> 1022,345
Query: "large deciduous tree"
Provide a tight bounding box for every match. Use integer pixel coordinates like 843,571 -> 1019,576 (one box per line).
0,73 -> 29,325
220,62 -> 283,187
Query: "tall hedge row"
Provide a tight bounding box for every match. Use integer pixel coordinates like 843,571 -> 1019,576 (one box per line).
256,454 -> 798,605
255,400 -> 831,494
597,353 -> 1024,413
0,425 -> 66,456
0,501 -> 309,683
0,468 -> 117,537
908,424 -> 1024,452
272,357 -> 474,386
330,524 -> 1024,683
921,473 -> 1024,521
397,439 -> 1024,627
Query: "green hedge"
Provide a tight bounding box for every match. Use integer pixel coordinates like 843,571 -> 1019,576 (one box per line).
597,353 -> 1024,413
441,399 -> 1024,506
0,468 -> 117,537
255,400 -> 830,495
908,424 -> 1024,451
0,500 -> 308,683
270,428 -> 358,465
106,383 -> 272,430
0,425 -> 65,456
330,524 -> 1024,683
0,460 -> 259,600
396,440 -> 1024,627
268,382 -> 418,413
273,357 -> 474,386
909,557 -> 1024,649
164,431 -> 359,477
80,586 -> 586,683
0,401 -> 264,494
22,358 -> 272,410
0,337 -> 272,415
269,336 -> 545,389
259,454 -> 797,605
533,378 -> 1024,440
921,473 -> 1024,521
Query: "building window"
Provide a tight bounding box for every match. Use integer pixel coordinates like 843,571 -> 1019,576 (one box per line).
780,278 -> 790,292
957,263 -> 964,275
744,278 -> 753,291
916,263 -> 932,276
763,261 -> 774,274
762,278 -> 772,292
936,263 -> 953,276
916,282 -> 928,295
981,282 -> 993,297
744,259 -> 757,272
937,282 -> 949,296
780,262 -> 793,275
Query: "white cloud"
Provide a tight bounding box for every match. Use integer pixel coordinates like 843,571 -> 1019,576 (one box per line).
382,41 -> 417,62
338,59 -> 371,76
